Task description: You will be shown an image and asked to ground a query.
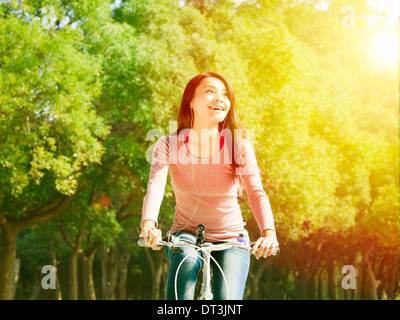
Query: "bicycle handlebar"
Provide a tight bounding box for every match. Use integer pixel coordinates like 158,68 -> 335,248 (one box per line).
137,224 -> 279,255
136,235 -> 280,256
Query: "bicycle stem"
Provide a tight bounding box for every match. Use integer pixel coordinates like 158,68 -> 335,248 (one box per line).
199,251 -> 214,300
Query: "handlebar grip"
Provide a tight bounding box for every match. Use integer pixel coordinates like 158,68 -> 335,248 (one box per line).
272,246 -> 280,256
136,237 -> 146,247
249,243 -> 280,256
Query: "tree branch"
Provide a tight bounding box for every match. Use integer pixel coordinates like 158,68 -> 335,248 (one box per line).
74,220 -> 87,252
85,239 -> 102,258
58,223 -> 74,249
13,195 -> 74,232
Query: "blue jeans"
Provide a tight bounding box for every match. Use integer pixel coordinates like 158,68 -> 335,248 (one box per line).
165,231 -> 250,300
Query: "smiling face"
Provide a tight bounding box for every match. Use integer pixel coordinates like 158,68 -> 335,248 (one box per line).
190,77 -> 231,129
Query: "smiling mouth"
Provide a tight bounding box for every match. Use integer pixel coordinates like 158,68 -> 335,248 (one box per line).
209,105 -> 224,111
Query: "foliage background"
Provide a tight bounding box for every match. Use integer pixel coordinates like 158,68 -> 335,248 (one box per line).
0,0 -> 398,300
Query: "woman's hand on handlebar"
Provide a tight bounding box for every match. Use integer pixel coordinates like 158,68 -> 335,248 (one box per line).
251,229 -> 279,260
139,220 -> 162,250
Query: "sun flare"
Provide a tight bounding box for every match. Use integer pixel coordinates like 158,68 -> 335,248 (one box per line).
368,30 -> 399,67
368,0 -> 400,13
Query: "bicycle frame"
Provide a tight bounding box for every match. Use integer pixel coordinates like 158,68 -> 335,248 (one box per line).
199,244 -> 214,300
200,253 -> 213,300
197,242 -> 240,300
174,241 -> 237,300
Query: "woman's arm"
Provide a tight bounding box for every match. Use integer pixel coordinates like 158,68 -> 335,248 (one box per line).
140,137 -> 170,249
239,139 -> 278,258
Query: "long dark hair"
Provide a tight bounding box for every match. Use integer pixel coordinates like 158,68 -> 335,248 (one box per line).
176,72 -> 247,189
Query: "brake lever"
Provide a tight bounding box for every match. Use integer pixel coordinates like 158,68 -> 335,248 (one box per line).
166,234 -> 184,253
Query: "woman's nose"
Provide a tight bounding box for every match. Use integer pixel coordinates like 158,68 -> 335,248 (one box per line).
214,94 -> 222,102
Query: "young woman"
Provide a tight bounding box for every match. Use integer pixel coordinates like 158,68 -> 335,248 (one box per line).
139,72 -> 278,300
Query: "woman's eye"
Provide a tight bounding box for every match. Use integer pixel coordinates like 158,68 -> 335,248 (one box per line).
205,89 -> 229,99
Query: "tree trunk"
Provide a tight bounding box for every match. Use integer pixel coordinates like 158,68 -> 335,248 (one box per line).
248,263 -> 266,300
0,196 -> 73,300
327,260 -> 337,300
69,251 -> 79,300
51,251 -> 62,300
317,271 -> 324,300
294,270 -> 307,300
382,254 -> 399,300
109,248 -> 119,300
58,221 -> 87,300
388,254 -> 399,300
376,254 -> 386,300
0,223 -> 18,300
99,243 -> 130,300
30,266 -> 44,300
82,245 -> 99,300
143,247 -> 167,300
100,247 -> 109,299
101,246 -> 118,300
306,273 -> 317,300
361,251 -> 378,300
118,248 -> 131,300
153,254 -> 165,300
247,270 -> 258,300
11,258 -> 20,299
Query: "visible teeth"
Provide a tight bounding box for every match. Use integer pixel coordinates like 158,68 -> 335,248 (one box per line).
210,106 -> 223,111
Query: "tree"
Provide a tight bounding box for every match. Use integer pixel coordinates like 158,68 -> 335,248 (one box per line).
0,8 -> 109,299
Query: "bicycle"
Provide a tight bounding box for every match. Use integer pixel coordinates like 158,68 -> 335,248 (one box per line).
137,224 -> 280,300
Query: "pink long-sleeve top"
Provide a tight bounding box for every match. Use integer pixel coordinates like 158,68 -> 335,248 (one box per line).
141,131 -> 275,242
